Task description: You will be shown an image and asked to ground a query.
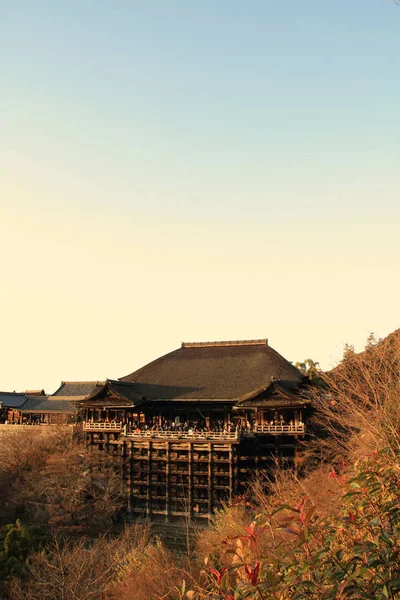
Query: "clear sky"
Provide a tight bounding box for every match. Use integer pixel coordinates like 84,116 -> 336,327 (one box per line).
1,0 -> 399,393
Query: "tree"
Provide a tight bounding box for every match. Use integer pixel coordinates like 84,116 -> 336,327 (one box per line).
295,358 -> 322,383
310,330 -> 400,457
0,520 -> 46,582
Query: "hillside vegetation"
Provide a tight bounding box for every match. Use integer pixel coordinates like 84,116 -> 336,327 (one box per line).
0,331 -> 399,599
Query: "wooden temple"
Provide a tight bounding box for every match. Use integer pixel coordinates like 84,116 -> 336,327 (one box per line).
0,383 -> 101,425
78,339 -> 310,521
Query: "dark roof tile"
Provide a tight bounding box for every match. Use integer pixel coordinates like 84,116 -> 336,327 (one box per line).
51,381 -> 104,397
120,339 -> 303,400
20,396 -> 76,413
0,391 -> 27,408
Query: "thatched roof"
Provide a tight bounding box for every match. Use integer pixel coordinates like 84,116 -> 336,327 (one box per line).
119,339 -> 304,401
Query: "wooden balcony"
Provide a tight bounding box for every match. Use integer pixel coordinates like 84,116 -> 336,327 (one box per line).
83,421 -> 123,431
83,422 -> 305,437
254,423 -> 305,435
125,430 -> 240,441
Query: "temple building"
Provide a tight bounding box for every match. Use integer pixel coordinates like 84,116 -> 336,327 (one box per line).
0,391 -> 29,424
79,339 -> 311,521
0,382 -> 101,425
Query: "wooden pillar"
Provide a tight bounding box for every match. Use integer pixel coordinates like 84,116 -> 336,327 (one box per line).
166,441 -> 171,521
127,441 -> 132,513
229,445 -> 233,502
207,443 -> 213,519
146,441 -> 152,519
188,442 -> 193,521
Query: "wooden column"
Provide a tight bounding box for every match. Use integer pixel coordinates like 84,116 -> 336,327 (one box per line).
233,445 -> 239,494
188,442 -> 193,521
146,441 -> 152,518
207,443 -> 213,519
229,445 -> 234,502
165,441 -> 171,521
127,441 -> 132,513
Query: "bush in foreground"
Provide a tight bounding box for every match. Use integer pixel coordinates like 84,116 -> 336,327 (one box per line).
198,448 -> 400,600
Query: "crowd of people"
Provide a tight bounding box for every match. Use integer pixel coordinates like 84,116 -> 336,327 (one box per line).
99,414 -> 303,435
127,418 -> 239,435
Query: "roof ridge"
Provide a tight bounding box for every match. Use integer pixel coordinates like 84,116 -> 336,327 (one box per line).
61,380 -> 104,384
182,339 -> 268,348
108,379 -> 139,386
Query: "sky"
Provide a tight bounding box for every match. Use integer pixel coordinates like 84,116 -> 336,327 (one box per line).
1,0 -> 399,393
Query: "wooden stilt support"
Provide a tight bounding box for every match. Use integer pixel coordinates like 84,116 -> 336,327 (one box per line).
147,441 -> 152,519
166,441 -> 171,522
188,442 -> 193,522
229,445 -> 233,503
208,442 -> 213,521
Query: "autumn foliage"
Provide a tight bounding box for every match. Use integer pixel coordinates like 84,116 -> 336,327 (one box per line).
200,448 -> 400,600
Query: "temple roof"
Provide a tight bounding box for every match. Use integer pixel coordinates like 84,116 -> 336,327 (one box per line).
50,381 -> 104,399
0,391 -> 27,408
20,396 -> 76,414
78,379 -> 145,408
120,339 -> 304,401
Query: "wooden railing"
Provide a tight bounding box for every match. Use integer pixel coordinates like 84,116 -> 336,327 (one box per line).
125,430 -> 240,441
254,424 -> 305,434
83,422 -> 305,436
83,421 -> 123,431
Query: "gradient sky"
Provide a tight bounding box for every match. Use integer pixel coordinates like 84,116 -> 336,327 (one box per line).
1,0 -> 399,393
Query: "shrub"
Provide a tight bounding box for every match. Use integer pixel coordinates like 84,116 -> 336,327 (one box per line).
203,448 -> 400,599
6,524 -> 152,600
0,520 -> 46,581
